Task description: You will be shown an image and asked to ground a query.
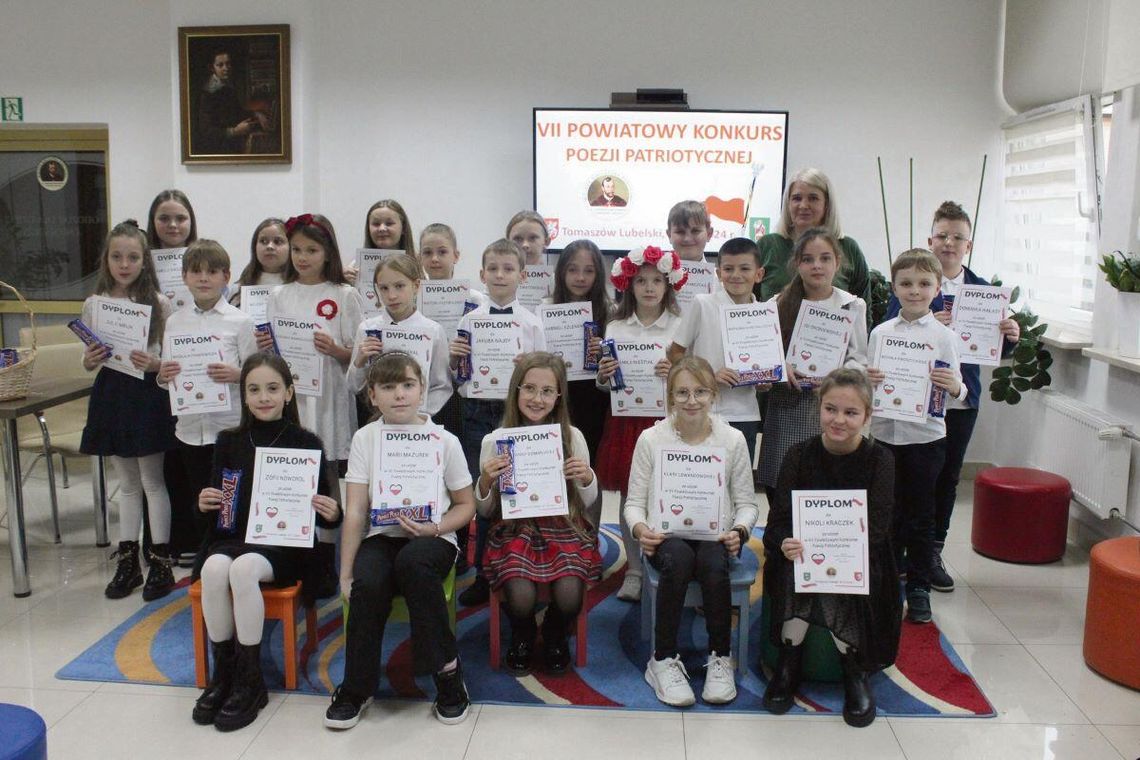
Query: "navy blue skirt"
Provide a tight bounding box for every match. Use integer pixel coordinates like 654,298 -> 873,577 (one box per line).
80,368 -> 178,457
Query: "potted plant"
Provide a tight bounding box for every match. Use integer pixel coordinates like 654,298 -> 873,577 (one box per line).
988,277 -> 1052,405
1099,251 -> 1140,358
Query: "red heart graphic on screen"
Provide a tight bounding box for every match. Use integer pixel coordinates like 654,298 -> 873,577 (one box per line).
515,482 -> 528,492
182,381 -> 194,391
265,507 -> 278,517
738,352 -> 750,362
670,504 -> 683,515
811,553 -> 825,565
800,350 -> 812,361
883,384 -> 895,394
390,484 -> 402,495
479,365 -> 490,376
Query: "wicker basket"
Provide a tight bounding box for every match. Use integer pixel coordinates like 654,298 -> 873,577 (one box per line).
0,280 -> 36,401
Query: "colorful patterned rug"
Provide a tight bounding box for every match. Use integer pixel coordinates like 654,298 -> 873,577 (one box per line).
57,526 -> 994,717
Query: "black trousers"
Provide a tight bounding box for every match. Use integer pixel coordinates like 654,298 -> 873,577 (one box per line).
341,534 -> 457,694
883,439 -> 947,593
650,538 -> 732,658
167,442 -> 214,557
935,408 -> 979,543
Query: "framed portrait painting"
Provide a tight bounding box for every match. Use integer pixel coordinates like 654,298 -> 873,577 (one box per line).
178,24 -> 291,165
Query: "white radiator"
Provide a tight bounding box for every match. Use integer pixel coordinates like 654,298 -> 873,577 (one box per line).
1036,389 -> 1132,519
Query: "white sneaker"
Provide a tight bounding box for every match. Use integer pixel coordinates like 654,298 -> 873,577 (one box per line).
645,655 -> 696,707
701,652 -> 737,704
617,574 -> 642,602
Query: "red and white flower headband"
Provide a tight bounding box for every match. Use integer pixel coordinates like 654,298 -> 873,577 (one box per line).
609,245 -> 688,293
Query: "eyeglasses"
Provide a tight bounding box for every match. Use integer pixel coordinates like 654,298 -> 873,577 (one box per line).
672,388 -> 713,403
932,233 -> 970,245
519,383 -> 560,400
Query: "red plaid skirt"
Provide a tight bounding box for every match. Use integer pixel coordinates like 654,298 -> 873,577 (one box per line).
485,516 -> 601,588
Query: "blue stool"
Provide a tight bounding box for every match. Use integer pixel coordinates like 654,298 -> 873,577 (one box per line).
0,704 -> 47,760
640,544 -> 759,672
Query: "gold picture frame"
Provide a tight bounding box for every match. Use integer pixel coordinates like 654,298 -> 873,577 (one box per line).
177,24 -> 291,165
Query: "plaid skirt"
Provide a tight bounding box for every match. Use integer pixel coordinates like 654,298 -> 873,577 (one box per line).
484,516 -> 601,588
756,384 -> 820,488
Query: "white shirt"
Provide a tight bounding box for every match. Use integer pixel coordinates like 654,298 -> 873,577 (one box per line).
346,309 -> 452,414
161,299 -> 259,446
454,298 -> 546,399
769,287 -> 869,370
597,308 -> 682,390
346,416 -> 471,546
623,415 -> 759,535
868,311 -> 966,445
671,290 -> 761,422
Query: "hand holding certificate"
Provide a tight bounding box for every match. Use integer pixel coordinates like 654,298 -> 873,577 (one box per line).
495,424 -> 569,519
370,426 -> 444,528
785,301 -> 854,385
166,331 -> 232,415
609,339 -> 668,417
467,315 -> 523,400
871,334 -> 935,421
719,302 -> 784,386
792,489 -> 869,595
272,316 -> 325,396
90,296 -> 152,379
950,284 -> 1011,366
538,303 -> 594,380
245,447 -> 321,548
151,248 -> 192,311
653,445 -> 726,540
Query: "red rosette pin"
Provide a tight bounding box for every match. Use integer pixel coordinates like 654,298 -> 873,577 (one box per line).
316,299 -> 338,320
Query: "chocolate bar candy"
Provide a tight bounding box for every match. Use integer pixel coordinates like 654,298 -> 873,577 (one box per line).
496,438 -> 517,495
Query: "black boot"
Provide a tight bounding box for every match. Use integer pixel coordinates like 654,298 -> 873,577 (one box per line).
762,642 -> 804,714
839,650 -> 876,728
142,543 -> 177,602
214,643 -> 268,732
541,607 -> 571,675
312,541 -> 338,599
104,541 -> 143,599
192,639 -> 236,725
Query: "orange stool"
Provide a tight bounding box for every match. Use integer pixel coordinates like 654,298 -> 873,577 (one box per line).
1083,536 -> 1140,689
488,585 -> 588,669
188,580 -> 319,690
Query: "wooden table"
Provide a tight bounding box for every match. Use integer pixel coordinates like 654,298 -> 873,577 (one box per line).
0,377 -> 107,597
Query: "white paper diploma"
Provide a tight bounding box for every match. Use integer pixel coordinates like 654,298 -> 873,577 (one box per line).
719,301 -> 785,385
674,261 -> 717,311
371,426 -> 444,527
419,279 -> 474,337
356,248 -> 401,317
244,447 -> 320,548
166,331 -> 232,415
610,338 -> 667,417
785,301 -> 855,385
872,334 -> 935,421
467,315 -> 523,400
653,445 -> 726,540
792,489 -> 870,595
90,296 -> 151,379
950,285 -> 1011,366
538,303 -> 594,381
496,424 -> 570,520
517,264 -> 555,313
151,248 -> 192,311
239,285 -> 273,324
271,316 -> 325,397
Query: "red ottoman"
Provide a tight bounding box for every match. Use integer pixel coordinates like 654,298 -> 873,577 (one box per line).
1083,537 -> 1140,689
972,467 -> 1071,563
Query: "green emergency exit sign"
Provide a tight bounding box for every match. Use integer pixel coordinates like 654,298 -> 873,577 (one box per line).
2,97 -> 24,122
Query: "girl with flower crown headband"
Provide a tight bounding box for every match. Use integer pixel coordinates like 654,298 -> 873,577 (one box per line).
596,245 -> 686,602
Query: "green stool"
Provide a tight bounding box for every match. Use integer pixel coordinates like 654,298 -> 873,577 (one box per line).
342,565 -> 458,630
758,595 -> 842,683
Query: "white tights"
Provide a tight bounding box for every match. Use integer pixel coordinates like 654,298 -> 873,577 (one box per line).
200,553 -> 274,645
780,617 -> 850,654
110,453 -> 170,544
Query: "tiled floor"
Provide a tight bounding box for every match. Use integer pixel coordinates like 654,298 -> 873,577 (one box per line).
2,463 -> 1138,759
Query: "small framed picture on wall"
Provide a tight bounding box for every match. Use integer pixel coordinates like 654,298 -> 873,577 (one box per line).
177,24 -> 291,165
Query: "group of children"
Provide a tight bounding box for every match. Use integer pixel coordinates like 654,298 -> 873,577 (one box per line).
75,179 -> 1014,731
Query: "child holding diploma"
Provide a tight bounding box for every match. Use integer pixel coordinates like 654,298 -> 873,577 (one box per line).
79,220 -> 178,600
343,199 -> 416,284
145,189 -> 197,250
625,357 -> 759,707
596,245 -> 686,601
159,241 -> 259,572
228,218 -> 289,307
667,237 -> 765,464
326,353 -> 475,729
762,368 -> 899,727
867,249 -> 964,624
506,210 -> 551,266
757,228 -> 868,501
450,239 -> 546,606
882,202 -> 1020,592
476,353 -> 602,675
192,354 -> 341,731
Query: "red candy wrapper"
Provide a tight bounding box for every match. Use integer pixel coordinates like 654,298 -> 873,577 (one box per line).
496,438 -> 517,495
217,467 -> 242,532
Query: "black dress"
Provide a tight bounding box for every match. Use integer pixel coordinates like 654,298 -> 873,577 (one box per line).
763,436 -> 901,670
80,368 -> 177,457
191,418 -> 342,605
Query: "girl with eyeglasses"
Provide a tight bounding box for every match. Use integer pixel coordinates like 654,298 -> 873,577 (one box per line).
623,356 -> 759,707
475,352 -> 601,676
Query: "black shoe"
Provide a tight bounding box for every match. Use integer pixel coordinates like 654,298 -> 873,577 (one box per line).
762,642 -> 803,714
312,541 -> 339,599
142,543 -> 176,602
214,643 -> 268,732
432,663 -> 470,724
930,542 -> 955,592
192,639 -> 235,725
454,551 -> 470,575
543,638 -> 570,675
324,685 -> 373,730
906,589 -> 933,624
505,638 -> 533,676
458,575 -> 489,607
104,541 -> 143,599
839,650 -> 876,727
